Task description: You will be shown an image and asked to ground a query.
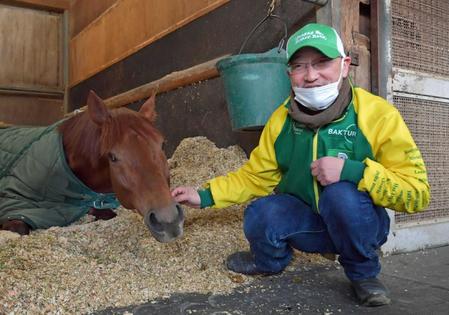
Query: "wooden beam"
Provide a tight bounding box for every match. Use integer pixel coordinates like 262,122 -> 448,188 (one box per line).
370,0 -> 380,95
67,55 -> 230,116
0,85 -> 64,98
1,0 -> 70,12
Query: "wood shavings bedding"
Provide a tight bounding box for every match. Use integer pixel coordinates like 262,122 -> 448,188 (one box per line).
0,137 -> 327,314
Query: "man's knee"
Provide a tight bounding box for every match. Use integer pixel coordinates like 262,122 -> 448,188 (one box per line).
322,181 -> 358,202
243,195 -> 294,239
244,197 -> 274,238
319,181 -> 365,221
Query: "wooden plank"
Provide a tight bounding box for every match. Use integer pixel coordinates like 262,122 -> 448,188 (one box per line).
68,55 -> 229,115
370,0 -> 380,95
69,0 -> 118,38
0,4 -> 62,89
0,85 -> 64,97
1,0 -> 69,11
340,0 -> 360,50
69,0 -> 230,87
0,95 -> 63,125
393,69 -> 449,101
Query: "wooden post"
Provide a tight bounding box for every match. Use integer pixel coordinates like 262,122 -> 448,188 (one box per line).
67,54 -> 230,116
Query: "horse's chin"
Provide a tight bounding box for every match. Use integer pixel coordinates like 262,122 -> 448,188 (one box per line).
149,226 -> 184,243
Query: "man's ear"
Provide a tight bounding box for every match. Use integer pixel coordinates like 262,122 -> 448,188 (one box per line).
139,90 -> 157,122
342,56 -> 352,78
87,90 -> 111,126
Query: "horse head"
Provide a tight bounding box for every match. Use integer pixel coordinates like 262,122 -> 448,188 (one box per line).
74,91 -> 184,242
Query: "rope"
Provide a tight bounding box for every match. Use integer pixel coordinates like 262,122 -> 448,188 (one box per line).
267,0 -> 280,15
238,0 -> 286,54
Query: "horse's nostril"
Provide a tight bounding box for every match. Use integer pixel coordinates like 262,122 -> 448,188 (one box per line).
148,212 -> 164,232
176,204 -> 184,222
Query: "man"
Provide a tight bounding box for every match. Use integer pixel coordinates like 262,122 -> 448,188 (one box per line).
172,23 -> 430,306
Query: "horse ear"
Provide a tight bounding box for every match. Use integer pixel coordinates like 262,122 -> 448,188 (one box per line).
87,90 -> 111,126
139,91 -> 157,122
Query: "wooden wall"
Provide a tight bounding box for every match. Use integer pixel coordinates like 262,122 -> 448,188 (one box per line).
0,2 -> 65,125
68,0 -> 319,156
0,4 -> 62,91
69,0 -> 230,87
342,0 -> 371,92
69,0 -> 118,38
317,0 -> 372,91
0,95 -> 63,125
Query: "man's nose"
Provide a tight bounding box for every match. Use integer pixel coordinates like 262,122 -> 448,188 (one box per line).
304,64 -> 319,82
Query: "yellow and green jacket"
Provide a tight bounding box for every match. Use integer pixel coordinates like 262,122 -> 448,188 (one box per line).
199,87 -> 430,214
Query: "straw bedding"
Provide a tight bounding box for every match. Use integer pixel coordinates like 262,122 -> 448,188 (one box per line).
0,137 -> 327,314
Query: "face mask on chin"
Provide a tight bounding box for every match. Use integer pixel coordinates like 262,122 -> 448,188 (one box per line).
293,58 -> 345,111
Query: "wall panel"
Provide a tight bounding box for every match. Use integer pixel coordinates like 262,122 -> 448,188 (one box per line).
0,4 -> 63,90
0,95 -> 63,125
69,0 -> 229,87
69,0 -> 118,38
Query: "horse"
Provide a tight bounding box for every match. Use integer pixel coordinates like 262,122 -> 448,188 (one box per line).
0,91 -> 184,243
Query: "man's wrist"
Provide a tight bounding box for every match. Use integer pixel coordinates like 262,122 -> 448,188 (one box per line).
340,159 -> 366,184
197,188 -> 215,208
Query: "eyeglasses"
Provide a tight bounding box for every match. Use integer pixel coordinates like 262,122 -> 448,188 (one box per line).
287,58 -> 337,75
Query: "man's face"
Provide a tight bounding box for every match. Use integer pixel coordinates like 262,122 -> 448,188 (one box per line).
288,47 -> 351,88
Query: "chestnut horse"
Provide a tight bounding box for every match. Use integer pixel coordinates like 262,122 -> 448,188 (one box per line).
0,91 -> 184,243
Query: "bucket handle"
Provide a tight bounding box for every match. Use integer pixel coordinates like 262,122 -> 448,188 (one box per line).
238,14 -> 288,55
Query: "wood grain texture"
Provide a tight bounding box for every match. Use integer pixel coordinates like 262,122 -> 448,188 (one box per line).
0,4 -> 62,90
1,0 -> 69,12
69,0 -> 118,38
0,95 -> 63,125
69,0 -> 229,87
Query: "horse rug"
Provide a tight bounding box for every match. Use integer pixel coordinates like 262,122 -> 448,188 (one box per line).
0,125 -> 119,230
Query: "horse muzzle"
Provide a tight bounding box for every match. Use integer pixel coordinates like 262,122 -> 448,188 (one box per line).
144,204 -> 184,243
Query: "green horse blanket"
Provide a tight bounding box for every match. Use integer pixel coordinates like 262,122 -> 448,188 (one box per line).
0,124 -> 119,230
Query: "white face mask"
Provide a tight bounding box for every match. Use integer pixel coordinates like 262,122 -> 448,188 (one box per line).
292,59 -> 344,111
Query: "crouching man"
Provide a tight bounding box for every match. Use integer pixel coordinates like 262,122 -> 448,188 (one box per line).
172,23 -> 430,306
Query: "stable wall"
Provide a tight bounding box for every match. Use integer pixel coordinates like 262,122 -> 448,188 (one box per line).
69,0 -> 230,87
0,1 -> 66,125
68,0 -> 321,156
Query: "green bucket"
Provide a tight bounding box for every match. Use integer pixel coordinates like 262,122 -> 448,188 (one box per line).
217,47 -> 291,130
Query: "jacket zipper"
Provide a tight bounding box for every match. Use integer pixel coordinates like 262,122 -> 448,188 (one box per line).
312,128 -> 320,213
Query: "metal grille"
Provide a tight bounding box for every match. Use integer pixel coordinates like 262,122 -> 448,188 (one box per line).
393,95 -> 449,224
391,0 -> 449,77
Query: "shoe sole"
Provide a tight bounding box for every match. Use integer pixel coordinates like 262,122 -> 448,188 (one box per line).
362,294 -> 391,307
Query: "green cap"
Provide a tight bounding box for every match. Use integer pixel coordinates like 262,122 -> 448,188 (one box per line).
286,23 -> 346,61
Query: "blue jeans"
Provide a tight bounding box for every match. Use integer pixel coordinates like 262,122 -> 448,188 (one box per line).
243,181 -> 390,281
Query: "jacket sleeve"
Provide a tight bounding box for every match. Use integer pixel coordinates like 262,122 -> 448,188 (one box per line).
203,105 -> 287,208
357,95 -> 430,213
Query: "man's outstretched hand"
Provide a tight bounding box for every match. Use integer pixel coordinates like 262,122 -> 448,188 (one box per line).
171,186 -> 201,208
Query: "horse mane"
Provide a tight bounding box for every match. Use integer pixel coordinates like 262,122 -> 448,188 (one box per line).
58,108 -> 155,166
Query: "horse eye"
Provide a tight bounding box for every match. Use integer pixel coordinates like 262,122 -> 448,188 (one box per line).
108,153 -> 118,162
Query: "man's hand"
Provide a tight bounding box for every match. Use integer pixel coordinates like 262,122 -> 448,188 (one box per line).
171,186 -> 201,208
310,156 -> 345,186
